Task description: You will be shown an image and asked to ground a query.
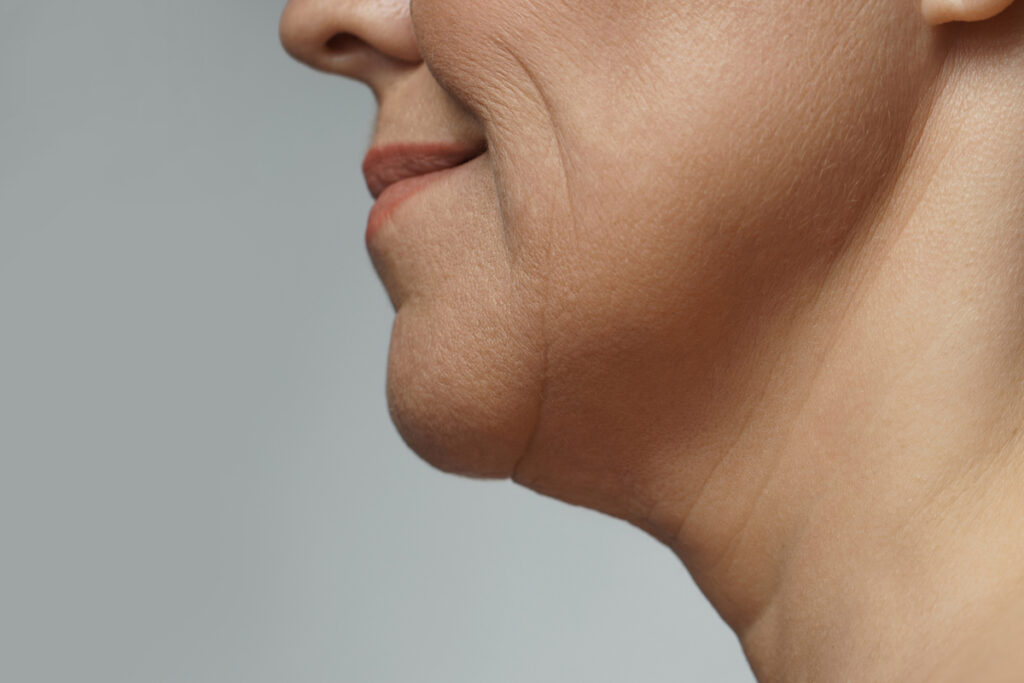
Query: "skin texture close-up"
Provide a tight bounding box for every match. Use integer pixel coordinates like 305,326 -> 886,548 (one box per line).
281,0 -> 1024,680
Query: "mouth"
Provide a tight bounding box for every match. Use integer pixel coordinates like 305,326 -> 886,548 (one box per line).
362,142 -> 487,199
362,141 -> 487,241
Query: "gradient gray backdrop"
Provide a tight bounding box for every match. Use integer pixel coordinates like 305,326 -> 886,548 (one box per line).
1,2 -> 753,681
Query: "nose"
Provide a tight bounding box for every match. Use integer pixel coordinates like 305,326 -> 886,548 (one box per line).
279,0 -> 420,94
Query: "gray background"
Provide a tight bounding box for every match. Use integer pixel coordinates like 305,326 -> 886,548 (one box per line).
0,1 -> 752,681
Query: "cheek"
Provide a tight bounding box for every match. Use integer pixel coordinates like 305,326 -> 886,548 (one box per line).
407,0 -> 506,109
507,4 -> 937,445
399,0 -> 936,468
409,0 -> 578,125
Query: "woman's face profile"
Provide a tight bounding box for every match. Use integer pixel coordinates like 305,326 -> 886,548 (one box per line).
280,0 -> 1024,677
280,0 -> 934,495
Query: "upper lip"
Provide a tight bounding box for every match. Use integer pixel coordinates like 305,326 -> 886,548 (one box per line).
362,142 -> 487,200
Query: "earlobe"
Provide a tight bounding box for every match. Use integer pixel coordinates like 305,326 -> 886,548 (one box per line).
921,0 -> 1017,25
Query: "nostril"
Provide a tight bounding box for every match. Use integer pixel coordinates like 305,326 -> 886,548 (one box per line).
325,32 -> 363,54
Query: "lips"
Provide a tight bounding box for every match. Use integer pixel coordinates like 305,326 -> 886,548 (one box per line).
362,142 -> 487,200
361,141 -> 487,242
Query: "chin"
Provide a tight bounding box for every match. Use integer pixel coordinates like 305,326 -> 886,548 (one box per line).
383,301 -> 542,480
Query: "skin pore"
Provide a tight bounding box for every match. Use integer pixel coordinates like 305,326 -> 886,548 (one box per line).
281,0 -> 1024,680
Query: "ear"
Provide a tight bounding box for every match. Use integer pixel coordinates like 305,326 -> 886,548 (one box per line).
922,0 -> 1017,25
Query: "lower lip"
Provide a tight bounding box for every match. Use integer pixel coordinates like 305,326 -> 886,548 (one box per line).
365,164 -> 466,244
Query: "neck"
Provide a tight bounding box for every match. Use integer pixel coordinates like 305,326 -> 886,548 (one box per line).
693,45 -> 1024,683
514,15 -> 1024,682
670,29 -> 1024,680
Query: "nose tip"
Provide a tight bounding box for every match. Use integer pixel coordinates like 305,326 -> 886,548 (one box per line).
279,0 -> 420,90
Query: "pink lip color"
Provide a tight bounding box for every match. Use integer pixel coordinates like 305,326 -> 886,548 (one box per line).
365,164 -> 462,243
362,143 -> 485,243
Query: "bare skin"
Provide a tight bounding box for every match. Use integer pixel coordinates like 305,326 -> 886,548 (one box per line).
281,0 -> 1024,680
628,12 -> 1024,679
